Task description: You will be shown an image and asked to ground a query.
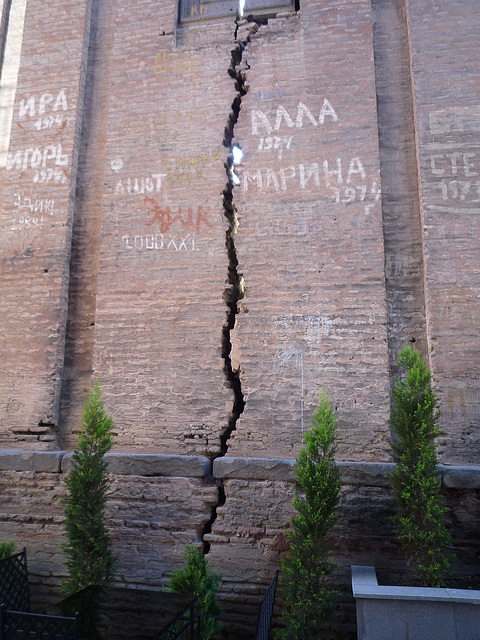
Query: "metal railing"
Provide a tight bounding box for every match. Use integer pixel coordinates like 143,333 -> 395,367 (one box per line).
253,570 -> 279,640
0,605 -> 79,640
196,570 -> 280,640
0,550 -> 30,613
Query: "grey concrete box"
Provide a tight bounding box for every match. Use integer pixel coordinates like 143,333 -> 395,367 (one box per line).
352,566 -> 480,640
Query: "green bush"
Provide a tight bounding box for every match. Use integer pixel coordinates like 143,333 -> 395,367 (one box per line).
62,380 -> 116,594
390,345 -> 453,587
278,392 -> 341,640
169,545 -> 222,640
0,541 -> 16,560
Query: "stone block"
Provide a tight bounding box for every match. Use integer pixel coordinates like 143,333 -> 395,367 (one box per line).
0,450 -> 64,472
60,452 -> 211,477
440,465 -> 480,490
213,456 -> 295,481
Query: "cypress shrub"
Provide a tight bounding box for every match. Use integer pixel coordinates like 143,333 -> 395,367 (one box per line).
0,541 -> 16,560
169,545 -> 222,640
390,345 -> 453,587
278,392 -> 341,640
62,380 -> 116,594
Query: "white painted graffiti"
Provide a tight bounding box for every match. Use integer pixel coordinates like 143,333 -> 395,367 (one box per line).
7,143 -> 68,178
33,168 -> 67,184
34,114 -> 67,131
11,193 -> 55,229
242,157 -> 368,192
6,144 -> 69,183
273,314 -> 333,342
114,174 -> 167,195
255,218 -> 322,237
14,193 -> 55,215
11,215 -> 47,230
437,180 -> 480,202
121,233 -> 198,251
257,136 -> 293,151
275,344 -> 304,367
251,100 -> 338,135
428,152 -> 479,177
331,182 -> 381,204
19,89 -> 69,120
257,135 -> 293,160
427,150 -> 480,205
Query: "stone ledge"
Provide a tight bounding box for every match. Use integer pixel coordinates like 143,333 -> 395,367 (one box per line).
61,452 -> 211,478
337,462 -> 393,487
213,456 -> 296,481
213,457 -> 393,485
0,450 -> 479,487
0,450 -> 65,472
439,464 -> 480,489
214,458 -> 480,489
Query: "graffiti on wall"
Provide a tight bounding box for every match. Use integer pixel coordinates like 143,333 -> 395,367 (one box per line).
117,110 -> 208,148
121,233 -> 198,252
18,89 -> 70,132
153,51 -> 200,89
427,151 -> 480,204
250,100 -> 338,135
110,160 -> 219,253
253,88 -> 286,102
272,313 -> 334,436
236,99 -> 381,213
5,90 -> 72,184
114,174 -> 167,195
10,193 -> 55,230
111,149 -> 222,189
426,108 -> 480,211
6,144 -> 69,184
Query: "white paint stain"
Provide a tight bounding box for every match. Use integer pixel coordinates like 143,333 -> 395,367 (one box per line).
111,159 -> 123,172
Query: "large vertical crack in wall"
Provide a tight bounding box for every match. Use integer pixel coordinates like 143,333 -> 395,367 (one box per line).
202,16 -> 258,554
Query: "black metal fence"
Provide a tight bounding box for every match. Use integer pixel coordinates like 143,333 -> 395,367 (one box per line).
196,570 -> 280,640
253,570 -> 279,640
0,606 -> 79,640
0,550 -> 30,613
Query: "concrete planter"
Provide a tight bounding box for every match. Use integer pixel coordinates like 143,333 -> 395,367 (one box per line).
351,566 -> 480,640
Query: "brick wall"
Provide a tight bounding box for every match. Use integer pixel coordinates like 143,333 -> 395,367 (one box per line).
1,0 -> 479,460
1,452 -> 479,639
1,0 -> 480,637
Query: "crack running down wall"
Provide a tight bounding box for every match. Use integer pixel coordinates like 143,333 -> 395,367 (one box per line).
1,0 -> 480,637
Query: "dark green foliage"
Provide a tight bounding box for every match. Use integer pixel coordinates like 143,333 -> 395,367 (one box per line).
62,380 -> 115,595
278,392 -> 341,640
0,541 -> 16,560
168,545 -> 222,640
390,345 -> 453,587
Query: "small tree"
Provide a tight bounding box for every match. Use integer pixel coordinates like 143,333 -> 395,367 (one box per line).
278,392 -> 341,640
169,545 -> 222,640
62,380 -> 115,594
390,344 -> 453,587
0,541 -> 16,560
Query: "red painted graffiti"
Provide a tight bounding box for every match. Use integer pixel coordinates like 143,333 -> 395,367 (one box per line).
144,197 -> 215,233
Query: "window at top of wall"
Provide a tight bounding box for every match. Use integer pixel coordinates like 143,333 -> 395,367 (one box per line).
178,0 -> 297,24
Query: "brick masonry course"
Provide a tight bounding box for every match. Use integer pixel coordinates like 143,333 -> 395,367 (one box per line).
1,0 -> 480,637
0,452 -> 479,638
